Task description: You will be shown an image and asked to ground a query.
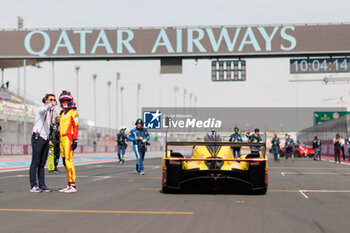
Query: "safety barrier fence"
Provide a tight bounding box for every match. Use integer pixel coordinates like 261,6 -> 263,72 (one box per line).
0,144 -> 163,156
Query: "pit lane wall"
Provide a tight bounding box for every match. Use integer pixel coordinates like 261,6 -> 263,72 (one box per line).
297,114 -> 349,158
0,144 -> 163,156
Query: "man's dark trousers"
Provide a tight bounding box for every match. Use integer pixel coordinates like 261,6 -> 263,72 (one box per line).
334,148 -> 341,162
29,136 -> 49,188
53,143 -> 60,170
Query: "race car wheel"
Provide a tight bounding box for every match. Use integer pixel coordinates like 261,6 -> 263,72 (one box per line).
163,160 -> 181,192
162,186 -> 179,194
294,151 -> 301,158
279,150 -> 285,157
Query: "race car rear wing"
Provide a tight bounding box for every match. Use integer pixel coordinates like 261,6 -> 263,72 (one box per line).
165,141 -> 267,160
166,141 -> 266,147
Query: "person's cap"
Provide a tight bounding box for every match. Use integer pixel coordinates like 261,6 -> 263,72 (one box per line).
254,128 -> 260,132
234,127 -> 239,131
135,118 -> 144,126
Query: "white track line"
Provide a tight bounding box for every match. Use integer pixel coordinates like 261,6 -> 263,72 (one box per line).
321,159 -> 350,166
298,190 -> 350,199
299,190 -> 309,199
279,172 -> 350,175
0,156 -> 162,173
92,176 -> 111,182
271,167 -> 350,169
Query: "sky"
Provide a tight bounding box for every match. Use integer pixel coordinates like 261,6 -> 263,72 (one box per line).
1,0 -> 350,130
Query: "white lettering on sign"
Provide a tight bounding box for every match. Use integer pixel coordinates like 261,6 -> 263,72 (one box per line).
280,26 -> 297,51
258,26 -> 279,51
91,30 -> 113,54
53,30 -> 75,54
163,118 -> 222,128
24,31 -> 51,56
238,27 -> 261,52
23,26 -> 297,56
152,29 -> 174,53
117,29 -> 136,54
73,30 -> 92,54
206,28 -> 241,52
187,28 -> 206,53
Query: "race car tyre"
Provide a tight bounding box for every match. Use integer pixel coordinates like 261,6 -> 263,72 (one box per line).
162,186 -> 179,194
163,161 -> 181,192
294,151 -> 301,158
279,150 -> 285,157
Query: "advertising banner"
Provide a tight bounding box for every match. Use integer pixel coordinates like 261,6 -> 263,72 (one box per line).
1,24 -> 350,59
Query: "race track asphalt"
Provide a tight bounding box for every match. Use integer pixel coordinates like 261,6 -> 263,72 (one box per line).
0,155 -> 350,233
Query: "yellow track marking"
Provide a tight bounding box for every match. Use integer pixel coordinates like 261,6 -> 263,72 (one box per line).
268,190 -> 299,192
139,188 -> 160,191
0,208 -> 193,215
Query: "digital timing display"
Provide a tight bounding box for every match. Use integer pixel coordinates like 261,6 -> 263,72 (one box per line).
290,58 -> 350,74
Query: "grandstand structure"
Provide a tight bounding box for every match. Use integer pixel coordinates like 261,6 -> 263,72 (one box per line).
0,87 -> 118,145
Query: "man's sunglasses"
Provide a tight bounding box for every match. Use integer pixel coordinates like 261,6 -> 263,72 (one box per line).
48,98 -> 56,102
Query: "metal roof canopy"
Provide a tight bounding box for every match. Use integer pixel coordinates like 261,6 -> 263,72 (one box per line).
0,59 -> 38,69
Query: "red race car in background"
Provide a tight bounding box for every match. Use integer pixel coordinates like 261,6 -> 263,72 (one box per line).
278,143 -> 315,157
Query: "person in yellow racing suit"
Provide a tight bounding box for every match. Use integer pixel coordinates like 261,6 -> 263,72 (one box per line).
58,90 -> 79,193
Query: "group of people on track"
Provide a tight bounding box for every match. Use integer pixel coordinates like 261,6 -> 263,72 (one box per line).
29,90 -> 150,194
229,127 -> 263,157
29,92 -> 350,194
30,91 -> 79,193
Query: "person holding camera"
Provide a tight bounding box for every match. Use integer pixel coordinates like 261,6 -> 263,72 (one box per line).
116,128 -> 128,165
57,91 -> 79,193
229,127 -> 243,158
285,135 -> 294,162
29,94 -> 57,193
340,136 -> 346,161
271,132 -> 280,162
247,128 -> 263,152
128,119 -> 150,175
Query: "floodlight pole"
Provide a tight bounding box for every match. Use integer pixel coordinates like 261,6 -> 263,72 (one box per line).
1,68 -> 4,86
23,59 -> 27,143
116,72 -> 120,129
174,86 -> 179,107
17,16 -> 23,96
189,93 -> 193,108
92,74 -> 97,126
120,86 -> 124,126
75,66 -> 80,108
183,88 -> 187,107
52,61 -> 55,94
137,83 -> 141,118
107,81 -> 112,129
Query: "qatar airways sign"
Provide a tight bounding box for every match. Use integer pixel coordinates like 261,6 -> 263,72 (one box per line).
0,24 -> 349,58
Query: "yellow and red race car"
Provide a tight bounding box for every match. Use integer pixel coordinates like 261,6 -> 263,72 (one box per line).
162,135 -> 268,194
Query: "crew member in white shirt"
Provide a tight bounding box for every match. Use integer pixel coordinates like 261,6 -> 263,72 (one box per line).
29,94 -> 57,193
340,136 -> 346,161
